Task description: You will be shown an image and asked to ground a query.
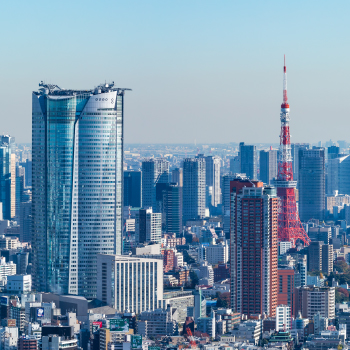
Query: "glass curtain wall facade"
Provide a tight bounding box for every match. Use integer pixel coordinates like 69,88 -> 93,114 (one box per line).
182,157 -> 206,222
239,142 -> 257,180
142,159 -> 169,211
0,136 -> 16,220
32,83 -> 127,298
298,148 -> 325,222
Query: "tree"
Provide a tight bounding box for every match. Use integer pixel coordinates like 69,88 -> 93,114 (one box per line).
216,292 -> 230,308
334,259 -> 349,274
190,270 -> 199,288
338,287 -> 349,298
308,270 -> 322,277
335,288 -> 349,304
183,250 -> 195,265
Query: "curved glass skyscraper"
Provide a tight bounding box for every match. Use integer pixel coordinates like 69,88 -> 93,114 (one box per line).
32,82 -> 129,298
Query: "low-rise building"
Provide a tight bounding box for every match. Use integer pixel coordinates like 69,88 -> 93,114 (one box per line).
7,275 -> 32,293
231,320 -> 262,345
137,306 -> 178,337
162,290 -> 194,324
0,257 -> 16,281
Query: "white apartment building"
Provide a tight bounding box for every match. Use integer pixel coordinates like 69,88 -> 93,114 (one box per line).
0,257 -> 16,281
276,305 -> 291,331
97,255 -> 163,314
146,210 -> 162,243
279,241 -> 292,255
7,275 -> 32,293
0,235 -> 19,250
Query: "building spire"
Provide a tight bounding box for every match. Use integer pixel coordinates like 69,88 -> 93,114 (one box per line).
282,55 -> 289,107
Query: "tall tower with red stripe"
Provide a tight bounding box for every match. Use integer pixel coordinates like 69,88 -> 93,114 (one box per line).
274,56 -> 310,246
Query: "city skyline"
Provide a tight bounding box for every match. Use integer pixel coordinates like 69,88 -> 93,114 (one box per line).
0,1 -> 349,349
1,1 -> 350,145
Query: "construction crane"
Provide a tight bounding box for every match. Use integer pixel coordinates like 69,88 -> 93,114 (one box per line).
186,327 -> 196,349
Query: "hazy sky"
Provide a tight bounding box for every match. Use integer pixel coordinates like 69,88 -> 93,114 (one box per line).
0,0 -> 349,144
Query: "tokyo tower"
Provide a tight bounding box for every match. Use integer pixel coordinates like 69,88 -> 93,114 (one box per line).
274,56 -> 310,247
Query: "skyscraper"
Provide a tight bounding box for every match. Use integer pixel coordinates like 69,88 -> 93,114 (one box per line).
0,144 -> 11,220
239,142 -> 257,180
229,156 -> 240,174
221,173 -> 246,237
171,168 -> 183,187
230,179 -> 278,317
259,150 -> 277,185
0,135 -> 16,220
205,156 -> 221,208
142,159 -> 169,210
291,143 -> 310,185
135,208 -> 162,244
182,157 -> 206,223
124,171 -> 142,207
327,145 -> 340,160
20,201 -> 32,243
32,82 -> 128,298
327,155 -> 350,195
162,183 -> 183,236
298,148 -> 326,221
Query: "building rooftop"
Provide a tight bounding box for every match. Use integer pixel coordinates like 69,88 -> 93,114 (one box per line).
33,82 -> 131,96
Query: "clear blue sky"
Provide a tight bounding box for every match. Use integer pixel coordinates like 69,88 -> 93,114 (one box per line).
0,0 -> 349,144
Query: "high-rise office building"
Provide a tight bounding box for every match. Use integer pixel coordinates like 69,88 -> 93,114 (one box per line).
0,136 -> 16,220
259,150 -> 277,185
239,142 -> 257,180
308,241 -> 333,275
142,159 -> 169,211
295,255 -> 307,288
32,82 -> 128,298
16,165 -> 25,218
205,156 -> 221,207
20,202 -> 32,243
230,179 -> 278,317
135,208 -> 162,244
124,171 -> 142,207
162,183 -> 183,236
221,173 -> 247,237
182,158 -> 206,223
298,148 -> 325,221
230,156 -> 240,174
291,143 -> 310,186
327,145 -> 340,160
171,168 -> 183,187
19,160 -> 32,188
327,155 -> 350,195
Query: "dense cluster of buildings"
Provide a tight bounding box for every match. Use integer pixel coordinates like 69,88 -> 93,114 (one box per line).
0,73 -> 350,350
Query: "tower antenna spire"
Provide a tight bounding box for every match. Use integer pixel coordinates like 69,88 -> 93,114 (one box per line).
274,56 -> 310,247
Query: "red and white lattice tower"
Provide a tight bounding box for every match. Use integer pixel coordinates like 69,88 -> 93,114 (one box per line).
275,56 -> 310,247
